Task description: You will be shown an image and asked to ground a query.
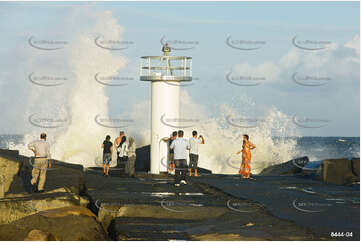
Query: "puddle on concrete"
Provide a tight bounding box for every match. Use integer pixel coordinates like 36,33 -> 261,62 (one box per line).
302,187 -> 317,194
279,186 -> 297,190
178,193 -> 204,196
142,192 -> 176,197
152,178 -> 173,181
142,192 -> 205,197
325,198 -> 361,205
325,198 -> 346,204
103,191 -> 205,198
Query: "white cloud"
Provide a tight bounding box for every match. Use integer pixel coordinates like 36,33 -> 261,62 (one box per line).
234,35 -> 360,83
345,34 -> 360,55
231,62 -> 281,83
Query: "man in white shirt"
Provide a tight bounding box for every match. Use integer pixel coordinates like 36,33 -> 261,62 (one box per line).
189,130 -> 205,177
28,133 -> 51,193
114,131 -> 125,167
170,130 -> 190,186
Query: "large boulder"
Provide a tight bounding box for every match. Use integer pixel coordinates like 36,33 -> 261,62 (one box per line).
0,206 -> 107,240
321,158 -> 360,185
38,205 -> 96,218
0,152 -> 89,225
259,157 -> 309,176
0,187 -> 89,224
24,229 -> 58,241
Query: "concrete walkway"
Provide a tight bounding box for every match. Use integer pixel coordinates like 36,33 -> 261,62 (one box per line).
84,169 -> 328,240
193,174 -> 360,240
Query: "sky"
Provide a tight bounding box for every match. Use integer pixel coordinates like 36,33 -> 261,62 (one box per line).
0,1 -> 359,137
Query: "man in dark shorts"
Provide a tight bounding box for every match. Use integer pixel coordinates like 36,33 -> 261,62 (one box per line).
189,130 -> 205,176
163,131 -> 177,173
101,135 -> 113,176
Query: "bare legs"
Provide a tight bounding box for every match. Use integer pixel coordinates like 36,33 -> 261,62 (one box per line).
103,164 -> 110,176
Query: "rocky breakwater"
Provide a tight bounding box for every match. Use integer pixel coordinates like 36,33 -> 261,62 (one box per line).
0,149 -> 107,240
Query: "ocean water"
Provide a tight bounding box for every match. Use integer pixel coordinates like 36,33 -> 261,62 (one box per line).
288,136 -> 360,161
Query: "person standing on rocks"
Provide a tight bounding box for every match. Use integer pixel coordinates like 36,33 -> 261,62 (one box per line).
101,135 -> 113,176
125,137 -> 136,177
170,130 -> 190,186
188,130 -> 205,177
114,131 -> 124,167
28,133 -> 51,193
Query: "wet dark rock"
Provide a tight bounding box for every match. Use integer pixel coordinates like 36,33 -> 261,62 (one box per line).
259,156 -> 309,176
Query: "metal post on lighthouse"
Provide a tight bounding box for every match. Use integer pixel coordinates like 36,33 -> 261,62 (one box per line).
139,44 -> 192,174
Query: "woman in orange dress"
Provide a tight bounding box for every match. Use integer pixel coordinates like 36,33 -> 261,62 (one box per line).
236,134 -> 256,179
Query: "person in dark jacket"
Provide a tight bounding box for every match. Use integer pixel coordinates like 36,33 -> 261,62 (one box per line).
101,135 -> 113,176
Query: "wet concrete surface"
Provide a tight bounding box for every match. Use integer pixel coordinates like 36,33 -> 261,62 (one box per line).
194,174 -> 360,240
85,169 -> 345,240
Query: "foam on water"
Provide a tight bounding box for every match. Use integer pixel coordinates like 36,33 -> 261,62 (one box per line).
178,91 -> 300,174
12,10 -> 128,167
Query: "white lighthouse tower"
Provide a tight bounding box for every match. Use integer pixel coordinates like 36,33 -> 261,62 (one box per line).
140,44 -> 192,174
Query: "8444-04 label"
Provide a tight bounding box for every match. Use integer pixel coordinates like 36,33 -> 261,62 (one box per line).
330,232 -> 353,238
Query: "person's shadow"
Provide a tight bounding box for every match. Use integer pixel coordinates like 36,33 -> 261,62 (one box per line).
3,155 -> 33,195
17,155 -> 33,193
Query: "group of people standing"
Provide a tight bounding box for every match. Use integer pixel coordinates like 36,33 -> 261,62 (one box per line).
163,130 -> 205,186
101,131 -> 136,177
26,131 -> 255,193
